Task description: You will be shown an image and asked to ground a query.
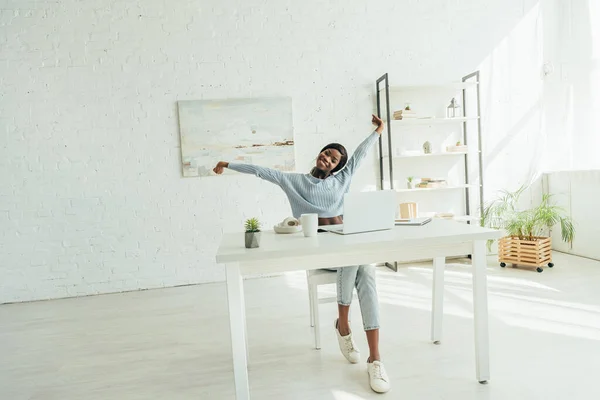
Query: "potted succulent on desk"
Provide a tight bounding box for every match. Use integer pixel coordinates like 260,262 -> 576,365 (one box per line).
244,217 -> 262,249
482,186 -> 574,272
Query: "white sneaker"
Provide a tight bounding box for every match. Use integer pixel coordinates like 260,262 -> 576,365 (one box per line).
334,319 -> 360,364
368,360 -> 391,393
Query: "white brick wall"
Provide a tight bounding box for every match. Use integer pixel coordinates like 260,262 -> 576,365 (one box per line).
0,0 -> 530,303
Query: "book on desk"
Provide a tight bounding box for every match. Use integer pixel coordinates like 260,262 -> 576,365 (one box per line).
394,217 -> 432,226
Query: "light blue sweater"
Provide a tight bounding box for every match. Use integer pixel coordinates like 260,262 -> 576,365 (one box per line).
228,131 -> 380,218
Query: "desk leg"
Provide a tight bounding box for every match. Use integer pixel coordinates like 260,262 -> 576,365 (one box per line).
431,257 -> 445,344
226,264 -> 250,399
472,240 -> 490,384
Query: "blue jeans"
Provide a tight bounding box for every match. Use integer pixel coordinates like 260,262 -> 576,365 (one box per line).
328,265 -> 380,331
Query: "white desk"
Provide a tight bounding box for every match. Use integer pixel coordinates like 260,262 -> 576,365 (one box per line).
216,219 -> 502,399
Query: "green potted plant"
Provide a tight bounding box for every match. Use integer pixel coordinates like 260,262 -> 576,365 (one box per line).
244,217 -> 261,249
407,176 -> 415,189
481,186 -> 574,272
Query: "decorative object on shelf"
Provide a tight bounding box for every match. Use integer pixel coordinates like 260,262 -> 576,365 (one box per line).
406,176 -> 416,189
417,178 -> 447,188
244,217 -> 262,248
447,141 -> 468,152
481,186 -> 575,272
423,141 -> 432,154
446,97 -> 462,118
399,202 -> 418,219
393,103 -> 417,120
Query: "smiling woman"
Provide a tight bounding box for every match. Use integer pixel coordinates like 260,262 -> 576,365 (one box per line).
211,114 -> 391,393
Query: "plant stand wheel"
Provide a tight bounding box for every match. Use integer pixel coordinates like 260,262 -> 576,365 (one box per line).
536,267 -> 543,273
548,262 -> 554,268
500,262 -> 506,268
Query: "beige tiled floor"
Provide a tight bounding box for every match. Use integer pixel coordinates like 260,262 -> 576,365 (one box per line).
1,252 -> 600,399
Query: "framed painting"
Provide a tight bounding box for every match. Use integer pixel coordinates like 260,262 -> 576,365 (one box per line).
177,97 -> 295,177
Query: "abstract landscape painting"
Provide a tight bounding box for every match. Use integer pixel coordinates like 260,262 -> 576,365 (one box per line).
177,97 -> 295,177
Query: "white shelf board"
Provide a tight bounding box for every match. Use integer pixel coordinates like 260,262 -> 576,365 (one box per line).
385,151 -> 475,159
394,184 -> 480,193
385,116 -> 479,126
379,81 -> 479,92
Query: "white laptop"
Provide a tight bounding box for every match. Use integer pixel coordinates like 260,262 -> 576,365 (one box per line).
326,190 -> 396,235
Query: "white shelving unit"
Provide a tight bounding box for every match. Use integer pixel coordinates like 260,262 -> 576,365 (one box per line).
375,72 -> 484,226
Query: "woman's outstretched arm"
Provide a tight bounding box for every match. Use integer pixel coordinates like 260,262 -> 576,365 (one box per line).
340,115 -> 384,177
213,161 -> 284,186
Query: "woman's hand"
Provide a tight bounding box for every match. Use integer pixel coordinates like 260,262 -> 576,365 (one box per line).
372,114 -> 385,134
213,161 -> 229,174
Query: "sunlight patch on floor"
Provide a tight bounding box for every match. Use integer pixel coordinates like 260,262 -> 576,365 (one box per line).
331,389 -> 368,400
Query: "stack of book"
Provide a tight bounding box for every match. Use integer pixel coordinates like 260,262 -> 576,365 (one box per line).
434,212 -> 455,220
393,109 -> 418,120
446,144 -> 468,152
417,178 -> 447,188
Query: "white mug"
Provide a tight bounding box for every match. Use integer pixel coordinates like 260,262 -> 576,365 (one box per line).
300,213 -> 318,237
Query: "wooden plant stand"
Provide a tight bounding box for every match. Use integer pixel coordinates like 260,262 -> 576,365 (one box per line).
498,236 -> 554,273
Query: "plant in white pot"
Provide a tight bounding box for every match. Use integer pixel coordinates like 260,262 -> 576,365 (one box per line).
244,217 -> 262,249
407,176 -> 416,189
481,186 -> 574,272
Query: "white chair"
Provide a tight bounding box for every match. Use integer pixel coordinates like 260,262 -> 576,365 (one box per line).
306,269 -> 337,349
306,269 -> 357,349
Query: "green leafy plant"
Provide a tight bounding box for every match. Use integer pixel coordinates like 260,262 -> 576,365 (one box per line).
244,217 -> 261,233
481,185 -> 526,231
504,194 -> 574,242
407,176 -> 414,183
481,186 -> 574,249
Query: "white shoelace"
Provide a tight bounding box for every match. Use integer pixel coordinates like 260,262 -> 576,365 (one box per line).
337,320 -> 358,354
343,335 -> 357,353
371,363 -> 387,381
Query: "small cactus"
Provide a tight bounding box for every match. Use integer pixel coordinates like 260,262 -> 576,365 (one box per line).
244,218 -> 261,233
